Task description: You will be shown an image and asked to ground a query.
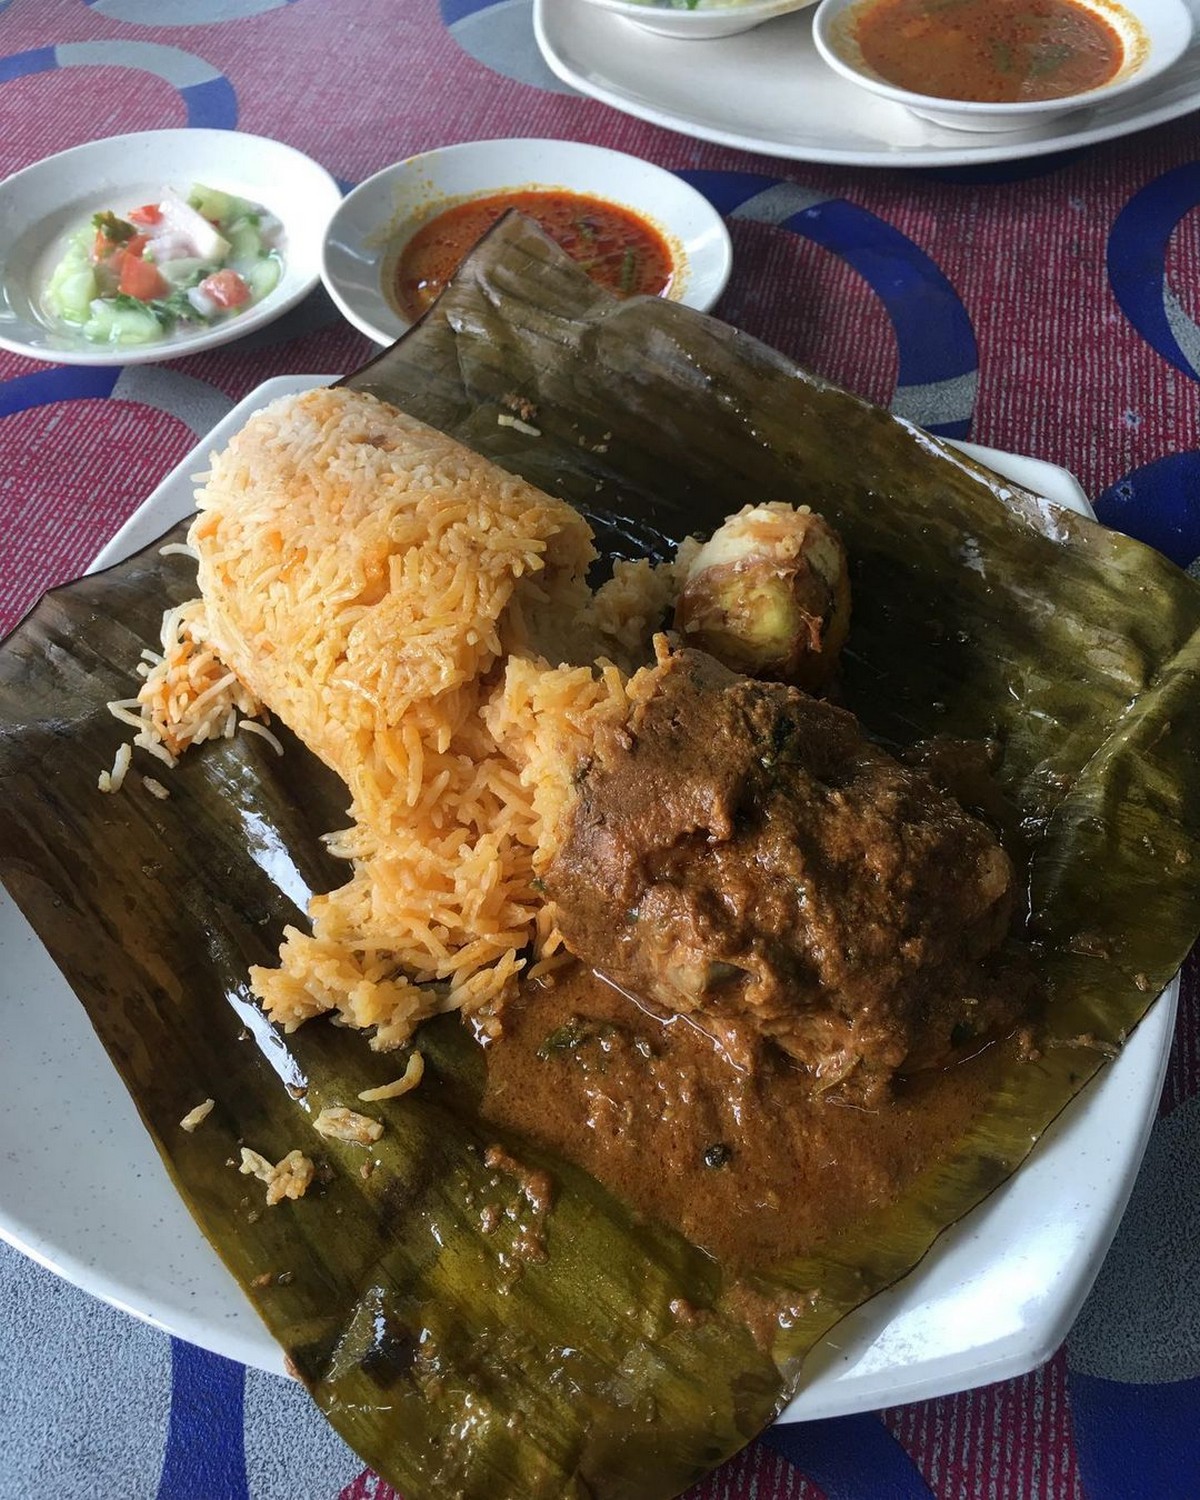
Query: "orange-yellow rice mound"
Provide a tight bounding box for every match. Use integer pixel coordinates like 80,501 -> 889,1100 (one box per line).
134,386 -> 682,1049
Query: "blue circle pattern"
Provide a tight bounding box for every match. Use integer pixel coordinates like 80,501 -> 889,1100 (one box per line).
1101,166 -> 1200,572
0,367 -> 119,419
682,170 -> 978,439
764,1412 -> 935,1498
441,0 -> 499,18
1067,1372 -> 1200,1500
157,1342 -> 250,1500
0,40 -> 236,128
1095,452 -> 1200,572
1108,163 -> 1200,383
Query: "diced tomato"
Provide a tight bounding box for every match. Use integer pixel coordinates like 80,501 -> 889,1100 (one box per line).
94,230 -> 147,262
117,253 -> 169,301
128,203 -> 163,226
197,269 -> 251,309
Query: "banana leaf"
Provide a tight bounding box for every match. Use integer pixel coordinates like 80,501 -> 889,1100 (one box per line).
2,212 -> 1200,1497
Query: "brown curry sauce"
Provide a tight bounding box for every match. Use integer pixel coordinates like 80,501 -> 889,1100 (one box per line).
482,962 -> 1031,1274
480,650 -> 1041,1276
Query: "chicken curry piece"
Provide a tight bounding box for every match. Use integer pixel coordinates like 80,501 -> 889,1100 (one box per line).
546,647 -> 1031,1103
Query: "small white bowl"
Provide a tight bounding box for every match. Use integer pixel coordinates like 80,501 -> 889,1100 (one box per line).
575,0 -> 817,38
321,138 -> 733,346
0,130 -> 342,366
812,0 -> 1193,133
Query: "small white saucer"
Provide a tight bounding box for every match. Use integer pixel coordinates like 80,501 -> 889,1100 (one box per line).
0,130 -> 342,367
321,138 -> 733,346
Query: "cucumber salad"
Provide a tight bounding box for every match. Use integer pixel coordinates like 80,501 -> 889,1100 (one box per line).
43,183 -> 283,346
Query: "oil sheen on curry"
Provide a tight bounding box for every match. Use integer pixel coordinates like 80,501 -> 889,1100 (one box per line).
850,0 -> 1125,103
482,504 -> 1041,1274
391,190 -> 673,322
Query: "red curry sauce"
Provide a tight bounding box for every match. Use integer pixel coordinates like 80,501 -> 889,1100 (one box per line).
853,0 -> 1125,103
391,190 -> 674,322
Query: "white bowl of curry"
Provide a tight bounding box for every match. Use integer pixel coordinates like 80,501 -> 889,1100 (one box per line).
321,138 -> 733,345
812,0 -> 1193,133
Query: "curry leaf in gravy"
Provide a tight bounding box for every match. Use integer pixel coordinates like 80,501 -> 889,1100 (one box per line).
537,1016 -> 613,1059
1029,41 -> 1076,77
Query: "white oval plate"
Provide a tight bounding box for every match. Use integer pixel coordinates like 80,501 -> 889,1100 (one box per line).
535,0 -> 1200,168
321,138 -> 733,345
0,375 -> 1177,1420
576,0 -> 817,39
0,131 -> 342,367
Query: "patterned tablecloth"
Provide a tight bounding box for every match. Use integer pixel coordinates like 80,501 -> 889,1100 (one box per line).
3,1 -> 1200,1497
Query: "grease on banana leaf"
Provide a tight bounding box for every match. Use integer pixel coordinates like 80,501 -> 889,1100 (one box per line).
1,213 -> 1199,1498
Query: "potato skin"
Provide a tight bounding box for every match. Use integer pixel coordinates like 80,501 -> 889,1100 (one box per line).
673,502 -> 851,692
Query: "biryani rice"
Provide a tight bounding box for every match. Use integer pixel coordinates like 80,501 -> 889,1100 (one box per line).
121,385 -> 682,1053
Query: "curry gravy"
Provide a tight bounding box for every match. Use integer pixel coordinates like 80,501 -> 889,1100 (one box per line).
482,962 -> 1025,1273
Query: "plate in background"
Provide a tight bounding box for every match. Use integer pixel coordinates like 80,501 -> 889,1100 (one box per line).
535,0 -> 1200,168
572,0 -> 818,39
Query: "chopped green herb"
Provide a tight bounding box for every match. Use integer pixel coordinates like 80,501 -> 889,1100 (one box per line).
618,248 -> 638,295
537,1016 -> 618,1061
92,211 -> 138,244
1029,42 -> 1073,77
538,1017 -> 596,1059
112,287 -> 206,331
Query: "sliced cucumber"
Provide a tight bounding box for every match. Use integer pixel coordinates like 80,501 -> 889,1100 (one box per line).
44,235 -> 100,324
188,183 -> 255,225
83,298 -> 163,346
242,255 -> 282,301
43,183 -> 281,344
156,256 -> 211,288
225,221 -> 264,262
44,266 -> 99,324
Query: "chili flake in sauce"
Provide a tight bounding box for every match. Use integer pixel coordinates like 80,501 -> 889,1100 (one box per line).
391,190 -> 674,322
852,0 -> 1125,103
